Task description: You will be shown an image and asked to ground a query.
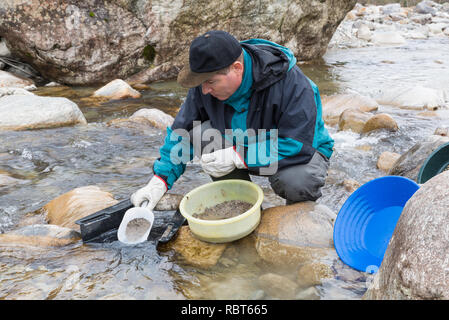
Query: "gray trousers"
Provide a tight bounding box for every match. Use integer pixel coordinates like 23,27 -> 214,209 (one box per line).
189,121 -> 330,203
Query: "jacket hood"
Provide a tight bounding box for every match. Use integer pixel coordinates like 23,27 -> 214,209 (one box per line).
241,39 -> 297,92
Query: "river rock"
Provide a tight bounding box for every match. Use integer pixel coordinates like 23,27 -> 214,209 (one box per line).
0,224 -> 80,247
16,210 -> 47,228
338,108 -> 371,133
92,79 -> 141,100
325,169 -> 348,186
0,0 -> 356,85
342,178 -> 361,193
107,108 -> 174,131
253,202 -> 336,267
0,170 -> 23,187
129,108 -> 174,130
354,4 -> 368,17
443,2 -> 449,12
0,95 -> 87,131
434,127 -> 449,136
330,1 -> 449,50
362,113 -> 398,134
356,24 -> 372,41
161,225 -> 227,269
427,23 -> 447,35
191,269 -> 258,299
410,13 -> 433,25
364,170 -> 449,300
405,29 -> 429,39
322,93 -> 379,126
0,87 -> 34,97
389,12 -> 408,22
371,31 -> 406,45
43,185 -> 119,231
0,70 -> 34,89
44,81 -> 62,87
415,2 -> 437,15
296,262 -> 334,289
106,117 -> 158,133
295,286 -> 320,300
377,151 -> 401,172
376,85 -> 445,110
258,273 -> 298,299
381,3 -> 402,15
389,134 -> 449,181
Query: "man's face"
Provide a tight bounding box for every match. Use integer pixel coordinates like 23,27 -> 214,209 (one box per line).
201,61 -> 243,101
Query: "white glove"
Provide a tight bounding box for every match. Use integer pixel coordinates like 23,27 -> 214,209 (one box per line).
130,175 -> 167,210
200,147 -> 247,178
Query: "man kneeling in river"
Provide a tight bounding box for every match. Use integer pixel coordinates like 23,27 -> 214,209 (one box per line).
131,30 -> 334,209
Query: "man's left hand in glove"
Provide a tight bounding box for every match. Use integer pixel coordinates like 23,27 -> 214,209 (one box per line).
200,146 -> 247,178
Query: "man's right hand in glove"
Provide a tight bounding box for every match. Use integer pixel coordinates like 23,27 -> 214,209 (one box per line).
130,175 -> 167,210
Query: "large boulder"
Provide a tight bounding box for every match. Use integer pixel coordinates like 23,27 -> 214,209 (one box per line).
253,201 -> 336,267
0,0 -> 357,85
0,94 -> 87,131
0,0 -> 148,85
364,170 -> 449,299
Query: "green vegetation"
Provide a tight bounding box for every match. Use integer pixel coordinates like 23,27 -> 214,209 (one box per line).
142,45 -> 156,63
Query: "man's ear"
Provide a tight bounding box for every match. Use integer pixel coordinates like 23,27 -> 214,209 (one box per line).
232,60 -> 244,75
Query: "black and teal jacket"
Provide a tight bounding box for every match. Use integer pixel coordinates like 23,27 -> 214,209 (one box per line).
153,39 -> 334,189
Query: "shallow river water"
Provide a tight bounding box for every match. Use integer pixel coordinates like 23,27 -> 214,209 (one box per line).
1,36 -> 448,299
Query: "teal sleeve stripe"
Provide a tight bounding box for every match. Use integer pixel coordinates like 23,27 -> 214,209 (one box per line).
153,126 -> 193,189
307,78 -> 334,159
